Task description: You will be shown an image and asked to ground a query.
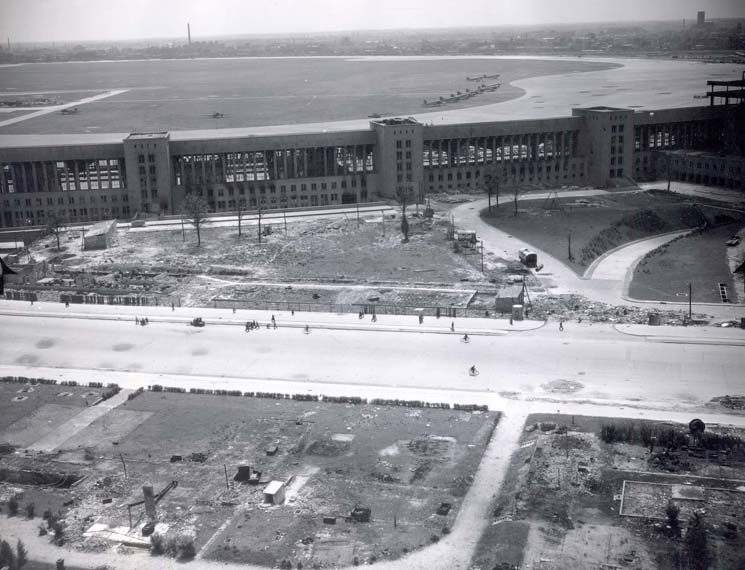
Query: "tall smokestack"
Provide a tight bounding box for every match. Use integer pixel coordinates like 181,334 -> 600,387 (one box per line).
187,23 -> 191,45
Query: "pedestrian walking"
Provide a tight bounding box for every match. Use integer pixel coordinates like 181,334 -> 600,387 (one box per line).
291,309 -> 295,316
509,316 -> 513,326
559,321 -> 564,332
233,307 -> 236,314
273,321 -> 277,330
450,322 -> 455,332
372,314 -> 377,323
135,317 -> 139,325
171,303 -> 175,311
271,314 -> 276,324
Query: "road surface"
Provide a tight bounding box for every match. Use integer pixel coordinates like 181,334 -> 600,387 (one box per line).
1,310 -> 743,410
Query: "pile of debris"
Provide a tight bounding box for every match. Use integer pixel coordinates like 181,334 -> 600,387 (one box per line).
529,294 -> 705,325
711,395 -> 745,410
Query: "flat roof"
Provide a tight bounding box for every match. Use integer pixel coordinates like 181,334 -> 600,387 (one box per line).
86,219 -> 117,237
264,480 -> 285,495
126,132 -> 169,140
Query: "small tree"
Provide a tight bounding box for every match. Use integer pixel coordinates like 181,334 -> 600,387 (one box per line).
665,501 -> 680,537
8,495 -> 19,516
176,534 -> 196,560
16,539 -> 28,569
0,540 -> 15,570
47,212 -> 65,250
257,200 -> 263,244
396,185 -> 415,242
401,214 -> 410,242
512,185 -> 523,217
685,512 -> 712,570
180,193 -> 210,247
483,166 -> 499,213
25,502 -> 35,519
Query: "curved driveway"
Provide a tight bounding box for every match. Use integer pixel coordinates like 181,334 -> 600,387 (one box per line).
452,193 -> 745,318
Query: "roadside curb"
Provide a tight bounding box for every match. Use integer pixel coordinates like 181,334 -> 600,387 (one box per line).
613,324 -> 745,345
583,228 -> 692,280
619,296 -> 745,309
0,309 -> 546,335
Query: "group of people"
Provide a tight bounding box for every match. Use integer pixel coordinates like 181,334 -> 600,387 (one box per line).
245,320 -> 263,332
358,311 -> 378,322
245,316 -> 280,332
135,317 -> 149,326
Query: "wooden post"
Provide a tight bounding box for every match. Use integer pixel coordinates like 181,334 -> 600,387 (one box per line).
224,464 -> 230,490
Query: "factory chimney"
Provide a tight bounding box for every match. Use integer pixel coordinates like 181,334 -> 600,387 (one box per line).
187,23 -> 191,45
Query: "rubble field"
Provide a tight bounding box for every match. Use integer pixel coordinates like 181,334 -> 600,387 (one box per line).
473,414 -> 745,570
0,386 -> 498,567
480,189 -> 745,274
26,212 -> 516,311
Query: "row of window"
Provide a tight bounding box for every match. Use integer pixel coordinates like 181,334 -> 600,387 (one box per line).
7,206 -> 131,222
4,193 -> 128,209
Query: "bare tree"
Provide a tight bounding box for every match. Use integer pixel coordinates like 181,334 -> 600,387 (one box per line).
236,197 -> 246,238
257,200 -> 263,244
180,193 -> 210,246
483,165 -> 499,213
396,185 -> 415,242
47,212 -> 65,250
512,185 -> 524,217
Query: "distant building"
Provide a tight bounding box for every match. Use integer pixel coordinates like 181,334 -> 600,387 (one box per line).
697,11 -> 705,26
661,149 -> 745,188
0,97 -> 740,229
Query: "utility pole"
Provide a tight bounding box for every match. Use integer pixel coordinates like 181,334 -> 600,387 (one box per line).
382,209 -> 385,237
568,233 -> 573,261
356,201 -> 360,229
119,453 -> 127,479
283,209 -> 287,233
181,214 -> 185,242
480,240 -> 484,273
81,227 -> 86,250
224,464 -> 230,490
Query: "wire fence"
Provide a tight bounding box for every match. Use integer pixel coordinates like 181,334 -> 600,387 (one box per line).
212,297 -> 500,318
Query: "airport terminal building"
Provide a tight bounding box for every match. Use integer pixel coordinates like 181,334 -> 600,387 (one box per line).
0,102 -> 740,229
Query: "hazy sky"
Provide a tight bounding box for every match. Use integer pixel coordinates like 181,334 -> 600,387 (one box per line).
2,0 -> 744,43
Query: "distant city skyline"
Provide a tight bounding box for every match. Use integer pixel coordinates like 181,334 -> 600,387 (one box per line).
1,0 -> 744,44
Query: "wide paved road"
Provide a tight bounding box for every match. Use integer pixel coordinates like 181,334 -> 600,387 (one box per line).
1,313 -> 743,409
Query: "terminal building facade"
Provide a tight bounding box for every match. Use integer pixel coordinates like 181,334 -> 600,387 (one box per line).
0,103 -> 738,229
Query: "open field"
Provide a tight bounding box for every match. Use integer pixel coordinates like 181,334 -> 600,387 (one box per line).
630,223 -> 743,304
0,380 -> 100,434
0,58 -> 617,133
0,110 -> 34,120
480,190 -> 745,275
0,385 -> 497,567
476,413 -> 745,570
